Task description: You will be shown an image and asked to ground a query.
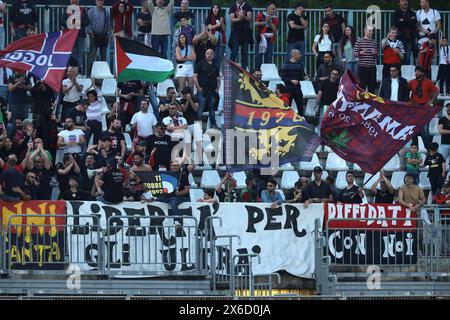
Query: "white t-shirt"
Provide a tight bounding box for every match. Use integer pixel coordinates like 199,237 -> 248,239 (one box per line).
314,34 -> 333,52
390,78 -> 399,102
58,128 -> 85,154
62,78 -> 83,102
417,8 -> 441,39
130,111 -> 157,138
163,115 -> 188,139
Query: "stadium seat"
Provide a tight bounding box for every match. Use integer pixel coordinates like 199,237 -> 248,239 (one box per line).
305,99 -> 317,117
76,77 -> 92,94
383,154 -> 401,172
363,172 -> 381,188
419,172 -> 431,190
419,153 -> 428,172
276,189 -> 285,201
189,188 -> 205,202
432,65 -> 439,82
124,132 -> 132,152
352,163 -> 362,171
299,153 -> 321,171
281,171 -> 300,189
391,171 -> 406,190
310,170 -> 329,181
325,153 -> 349,171
232,171 -> 247,189
376,65 -> 383,83
323,145 -> 334,153
279,162 -> 295,171
188,173 -> 197,187
101,78 -> 117,97
200,170 -> 221,188
401,65 -> 415,81
335,171 -> 348,189
156,79 -> 176,97
91,61 -> 114,79
429,118 -> 440,136
55,148 -> 65,164
433,135 -> 441,144
300,81 -> 316,99
261,63 -> 282,81
268,80 -> 284,92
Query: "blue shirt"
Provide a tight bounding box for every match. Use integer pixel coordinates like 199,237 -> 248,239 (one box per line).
261,190 -> 283,205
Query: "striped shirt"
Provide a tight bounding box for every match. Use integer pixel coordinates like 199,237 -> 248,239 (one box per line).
353,38 -> 379,67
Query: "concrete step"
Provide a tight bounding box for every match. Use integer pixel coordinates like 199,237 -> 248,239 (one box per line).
0,278 -> 223,296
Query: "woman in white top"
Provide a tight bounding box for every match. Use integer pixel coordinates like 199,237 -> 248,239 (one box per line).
312,22 -> 334,70
175,33 -> 196,94
84,89 -> 103,146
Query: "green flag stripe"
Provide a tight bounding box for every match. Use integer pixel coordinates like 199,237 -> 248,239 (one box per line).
117,68 -> 174,83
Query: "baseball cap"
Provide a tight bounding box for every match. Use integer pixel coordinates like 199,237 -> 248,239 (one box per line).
313,166 -> 323,173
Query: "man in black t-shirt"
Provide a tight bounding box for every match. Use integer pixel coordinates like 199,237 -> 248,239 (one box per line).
158,87 -> 178,121
286,3 -> 308,67
116,80 -> 144,129
370,171 -> 394,204
10,0 -> 38,40
281,49 -> 306,115
392,0 -> 417,65
60,176 -> 92,200
338,171 -> 364,204
146,122 -> 178,171
316,67 -> 340,124
438,104 -> 450,163
321,4 -> 345,63
93,158 -> 125,204
304,166 -> 333,207
173,0 -> 195,28
100,118 -> 126,158
68,100 -> 89,133
136,0 -> 152,45
193,49 -> 220,129
7,71 -> 32,122
228,0 -> 253,70
424,142 -> 446,195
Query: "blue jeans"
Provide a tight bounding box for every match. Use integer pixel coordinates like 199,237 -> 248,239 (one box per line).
147,87 -> 160,117
73,37 -> 86,74
151,35 -> 169,59
285,41 -> 306,69
8,103 -> 32,120
197,91 -> 217,127
255,41 -> 273,69
156,196 -> 187,220
345,61 -> 358,75
229,40 -> 249,70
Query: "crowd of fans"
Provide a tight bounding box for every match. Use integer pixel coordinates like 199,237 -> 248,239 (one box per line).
0,0 -> 450,215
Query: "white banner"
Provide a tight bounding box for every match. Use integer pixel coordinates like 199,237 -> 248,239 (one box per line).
66,201 -> 325,278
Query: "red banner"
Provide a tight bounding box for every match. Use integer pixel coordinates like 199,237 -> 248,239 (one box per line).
0,201 -> 66,234
320,71 -> 442,174
324,203 -> 418,229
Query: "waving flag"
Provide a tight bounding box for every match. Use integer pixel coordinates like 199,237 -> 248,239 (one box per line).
0,30 -> 79,92
115,37 -> 174,83
321,71 -> 442,174
223,60 -> 321,172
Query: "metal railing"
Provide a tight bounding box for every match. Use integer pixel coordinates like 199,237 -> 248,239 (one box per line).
314,206 -> 450,296
4,5 -> 450,76
0,213 -> 276,297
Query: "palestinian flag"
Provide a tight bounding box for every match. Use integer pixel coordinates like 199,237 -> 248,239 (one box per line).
114,37 -> 174,83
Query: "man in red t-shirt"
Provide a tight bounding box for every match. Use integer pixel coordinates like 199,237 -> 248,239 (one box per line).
433,181 -> 450,255
254,3 -> 279,68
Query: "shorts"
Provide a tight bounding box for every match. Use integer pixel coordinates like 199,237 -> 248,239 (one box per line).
176,63 -> 194,78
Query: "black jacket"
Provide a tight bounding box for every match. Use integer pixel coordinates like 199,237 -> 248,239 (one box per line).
379,77 -> 410,102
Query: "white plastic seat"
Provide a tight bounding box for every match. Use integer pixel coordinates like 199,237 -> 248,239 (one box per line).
200,170 -> 221,188
261,63 -> 281,81
101,78 -> 117,97
391,171 -> 406,190
91,61 -> 114,79
188,173 -> 197,188
268,80 -> 284,92
279,162 -> 295,171
323,145 -> 334,153
305,99 -> 316,117
325,153 -> 349,171
232,171 -> 247,189
363,172 -> 381,188
383,154 -> 401,172
335,171 -> 348,189
419,172 -> 431,190
76,77 -> 92,94
376,65 -> 383,83
299,153 -> 321,171
156,79 -> 176,97
352,163 -> 362,171
401,65 -> 415,81
55,148 -> 65,164
281,171 -> 300,189
429,118 -> 440,136
419,153 -> 428,172
300,80 -> 316,99
310,170 -> 329,181
433,135 -> 441,144
124,132 -> 132,152
276,189 -> 285,201
189,188 -> 205,202
432,65 -> 439,82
